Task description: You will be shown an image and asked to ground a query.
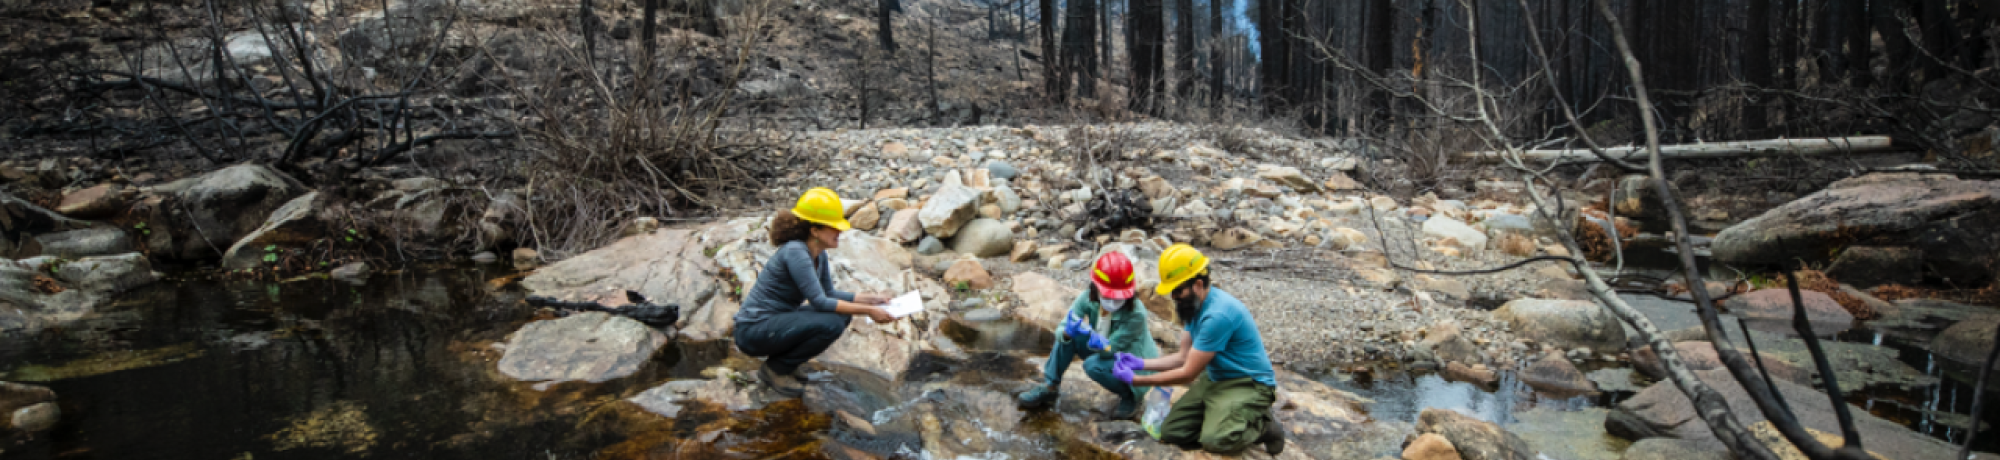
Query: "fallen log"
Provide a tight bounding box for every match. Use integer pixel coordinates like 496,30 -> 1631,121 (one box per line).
1459,136 -> 1898,162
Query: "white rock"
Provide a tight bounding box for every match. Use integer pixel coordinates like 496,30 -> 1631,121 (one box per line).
1421,217 -> 1489,249
919,184 -> 982,238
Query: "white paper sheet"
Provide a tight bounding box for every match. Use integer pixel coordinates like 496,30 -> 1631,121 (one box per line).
879,290 -> 925,320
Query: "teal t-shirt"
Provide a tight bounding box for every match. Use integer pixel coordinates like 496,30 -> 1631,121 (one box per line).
1185,288 -> 1277,387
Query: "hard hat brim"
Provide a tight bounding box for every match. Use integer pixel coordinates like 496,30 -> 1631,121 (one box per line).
1094,283 -> 1136,300
792,209 -> 852,232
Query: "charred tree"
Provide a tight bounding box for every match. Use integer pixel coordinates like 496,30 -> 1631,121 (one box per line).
1209,0 -> 1224,100
1042,0 -> 1066,101
1065,0 -> 1102,99
1870,0 -> 1913,89
1174,0 -> 1195,97
1132,0 -> 1166,111
1257,0 -> 1289,108
1367,0 -> 1395,117
879,0 -> 898,52
1845,0 -> 1871,87
1745,0 -> 1773,131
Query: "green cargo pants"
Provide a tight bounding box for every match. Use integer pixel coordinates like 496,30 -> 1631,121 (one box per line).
1157,373 -> 1276,454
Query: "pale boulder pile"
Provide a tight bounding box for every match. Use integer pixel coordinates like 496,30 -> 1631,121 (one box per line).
772,122 -> 1619,374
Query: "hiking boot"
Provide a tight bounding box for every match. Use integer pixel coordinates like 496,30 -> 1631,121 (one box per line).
760,363 -> 804,397
1109,394 -> 1140,420
1016,384 -> 1059,409
1257,417 -> 1286,455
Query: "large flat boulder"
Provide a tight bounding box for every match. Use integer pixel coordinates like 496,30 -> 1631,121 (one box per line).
1724,289 -> 1853,326
0,253 -> 159,337
1712,173 -> 2000,282
1493,299 -> 1627,353
1935,314 -> 2000,370
496,312 -> 667,385
1607,369 -> 1956,459
522,228 -> 720,318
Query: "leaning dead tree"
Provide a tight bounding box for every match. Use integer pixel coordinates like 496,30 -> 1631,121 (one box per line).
1330,0 -> 1929,459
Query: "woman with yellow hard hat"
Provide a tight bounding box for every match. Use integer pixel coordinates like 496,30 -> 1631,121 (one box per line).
733,187 -> 899,397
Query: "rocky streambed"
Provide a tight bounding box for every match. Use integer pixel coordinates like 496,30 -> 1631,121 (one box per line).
5,123 -> 2000,459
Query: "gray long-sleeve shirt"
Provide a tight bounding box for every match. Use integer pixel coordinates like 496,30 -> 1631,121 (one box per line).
733,240 -> 856,325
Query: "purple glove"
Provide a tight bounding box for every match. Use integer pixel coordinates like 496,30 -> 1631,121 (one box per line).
1086,332 -> 1109,351
1112,352 -> 1144,384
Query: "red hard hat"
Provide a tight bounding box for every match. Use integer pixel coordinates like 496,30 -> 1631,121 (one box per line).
1092,251 -> 1138,300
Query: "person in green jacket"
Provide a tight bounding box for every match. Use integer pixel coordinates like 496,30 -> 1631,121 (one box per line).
1017,251 -> 1161,419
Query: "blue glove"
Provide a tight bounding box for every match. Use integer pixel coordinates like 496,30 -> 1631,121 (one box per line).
1062,312 -> 1093,338
1112,352 -> 1144,384
1086,332 -> 1109,351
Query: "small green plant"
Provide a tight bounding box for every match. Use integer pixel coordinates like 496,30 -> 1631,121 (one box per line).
953,280 -> 971,292
262,245 -> 280,264
132,222 -> 150,236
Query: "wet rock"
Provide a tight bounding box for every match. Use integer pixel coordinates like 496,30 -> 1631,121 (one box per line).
1,190 -> 93,258
1630,341 -> 1808,385
1520,352 -> 1596,395
1936,314 -> 2000,370
1417,408 -> 1537,460
627,374 -> 762,417
1619,438 -> 1730,460
949,218 -> 1014,258
1493,299 -> 1627,353
330,262 -> 371,281
511,248 -> 541,268
885,209 -> 924,243
153,164 -> 308,260
470,251 -> 499,263
34,227 -> 134,259
56,183 -> 124,219
919,184 -> 981,238
1746,420 -> 1896,460
9,402 -> 58,433
1443,361 -> 1498,386
1609,369 -> 1956,458
943,259 -> 993,290
1823,246 -> 1922,288
1712,173 -> 2000,283
496,312 -> 667,385
1424,322 -> 1484,365
1724,289 -> 1853,326
1404,433 -> 1465,460
221,192 -> 327,270
0,381 -> 56,433
52,253 -> 158,294
1422,217 -> 1488,250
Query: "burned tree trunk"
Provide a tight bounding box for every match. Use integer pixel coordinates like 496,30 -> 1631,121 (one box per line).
1174,0 -> 1194,97
879,0 -> 898,52
1042,0 -> 1065,101
1131,0 -> 1165,110
1064,0 -> 1101,99
1209,0 -> 1224,100
1745,0 -> 1772,131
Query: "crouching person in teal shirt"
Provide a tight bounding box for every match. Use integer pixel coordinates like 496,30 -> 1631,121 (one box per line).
1017,251 -> 1161,419
1113,244 -> 1284,455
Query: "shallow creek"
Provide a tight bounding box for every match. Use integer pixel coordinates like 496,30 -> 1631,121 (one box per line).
0,266 -> 1994,459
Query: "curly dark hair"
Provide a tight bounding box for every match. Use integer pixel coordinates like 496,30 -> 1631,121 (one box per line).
767,210 -> 820,246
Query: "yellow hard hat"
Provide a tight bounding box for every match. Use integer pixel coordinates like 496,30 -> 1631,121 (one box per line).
791,187 -> 852,231
1155,244 -> 1210,296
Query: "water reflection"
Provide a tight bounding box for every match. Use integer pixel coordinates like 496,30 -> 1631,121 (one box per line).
1332,370 -> 1603,426
0,265 -> 631,460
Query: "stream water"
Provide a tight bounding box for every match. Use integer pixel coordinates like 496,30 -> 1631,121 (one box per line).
2,265 -> 1996,459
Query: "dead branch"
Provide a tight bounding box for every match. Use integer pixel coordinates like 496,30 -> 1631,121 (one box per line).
1459,136 -> 1901,163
